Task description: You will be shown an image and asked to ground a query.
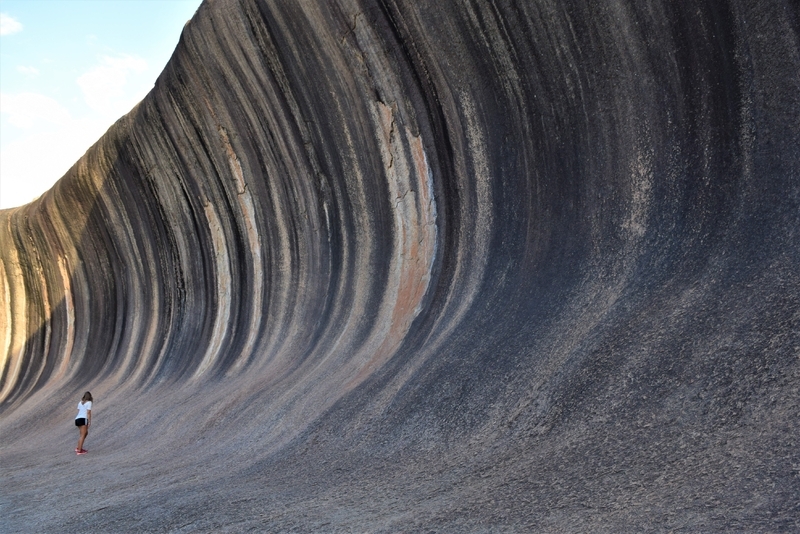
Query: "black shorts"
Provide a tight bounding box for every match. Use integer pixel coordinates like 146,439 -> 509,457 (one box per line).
75,418 -> 87,427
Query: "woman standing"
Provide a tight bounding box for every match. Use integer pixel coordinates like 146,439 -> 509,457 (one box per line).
75,392 -> 92,455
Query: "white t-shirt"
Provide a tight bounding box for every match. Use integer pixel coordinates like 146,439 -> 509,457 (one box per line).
76,401 -> 92,420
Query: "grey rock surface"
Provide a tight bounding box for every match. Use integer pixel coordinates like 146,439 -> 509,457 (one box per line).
1,0 -> 799,531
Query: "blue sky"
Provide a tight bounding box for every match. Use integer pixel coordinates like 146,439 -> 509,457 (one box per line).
0,0 -> 203,209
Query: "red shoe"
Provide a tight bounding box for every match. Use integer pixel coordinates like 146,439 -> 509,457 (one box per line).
77,449 -> 88,455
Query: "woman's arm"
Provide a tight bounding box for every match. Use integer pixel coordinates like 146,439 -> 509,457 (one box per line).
87,409 -> 91,427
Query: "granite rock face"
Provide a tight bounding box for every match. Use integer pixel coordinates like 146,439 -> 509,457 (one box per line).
1,0 -> 799,530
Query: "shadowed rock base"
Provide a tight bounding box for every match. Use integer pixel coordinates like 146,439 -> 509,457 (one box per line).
1,0 -> 798,531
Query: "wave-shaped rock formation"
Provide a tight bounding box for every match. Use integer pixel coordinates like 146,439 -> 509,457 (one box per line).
2,0 -> 799,530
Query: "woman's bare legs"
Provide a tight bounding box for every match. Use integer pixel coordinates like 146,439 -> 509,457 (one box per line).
77,425 -> 88,451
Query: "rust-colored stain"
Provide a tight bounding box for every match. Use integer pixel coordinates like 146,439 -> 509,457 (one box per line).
347,104 -> 436,389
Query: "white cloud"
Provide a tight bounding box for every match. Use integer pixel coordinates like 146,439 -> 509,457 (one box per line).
0,92 -> 72,129
16,65 -> 40,76
0,13 -> 23,36
1,52 -> 154,209
0,92 -> 113,208
77,54 -> 149,118
0,113 -> 109,209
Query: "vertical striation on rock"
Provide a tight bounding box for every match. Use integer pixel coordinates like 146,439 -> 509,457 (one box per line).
1,0 -> 799,531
